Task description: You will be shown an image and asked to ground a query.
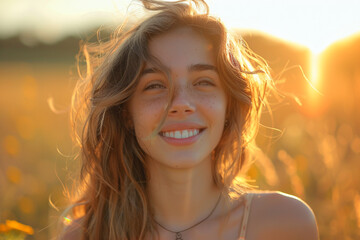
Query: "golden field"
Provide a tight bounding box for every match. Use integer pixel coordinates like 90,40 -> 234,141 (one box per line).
0,32 -> 359,239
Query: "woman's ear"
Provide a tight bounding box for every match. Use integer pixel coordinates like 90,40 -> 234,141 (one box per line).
224,119 -> 229,127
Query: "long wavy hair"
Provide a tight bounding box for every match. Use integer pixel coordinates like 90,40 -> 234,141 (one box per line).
65,0 -> 272,239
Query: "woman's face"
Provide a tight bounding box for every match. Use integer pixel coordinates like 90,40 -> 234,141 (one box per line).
129,27 -> 227,169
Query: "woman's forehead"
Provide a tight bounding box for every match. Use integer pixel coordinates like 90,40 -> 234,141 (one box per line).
146,27 -> 216,70
148,27 -> 214,50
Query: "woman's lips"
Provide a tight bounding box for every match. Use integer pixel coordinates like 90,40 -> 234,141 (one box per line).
159,128 -> 205,146
160,129 -> 200,138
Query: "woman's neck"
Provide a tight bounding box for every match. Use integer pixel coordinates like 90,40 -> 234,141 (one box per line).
147,157 -> 223,231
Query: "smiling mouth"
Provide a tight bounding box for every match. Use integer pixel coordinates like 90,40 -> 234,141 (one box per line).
159,129 -> 203,139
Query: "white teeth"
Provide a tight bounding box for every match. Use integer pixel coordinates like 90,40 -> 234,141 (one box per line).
161,129 -> 201,139
181,130 -> 189,138
194,129 -> 199,135
174,131 -> 181,138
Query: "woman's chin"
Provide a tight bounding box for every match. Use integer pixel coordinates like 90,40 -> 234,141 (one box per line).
149,153 -> 211,170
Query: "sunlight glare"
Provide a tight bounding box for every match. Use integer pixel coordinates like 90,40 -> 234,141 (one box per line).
310,53 -> 319,87
63,216 -> 72,226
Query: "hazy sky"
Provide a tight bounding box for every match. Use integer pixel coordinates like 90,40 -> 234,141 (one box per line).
1,0 -> 359,53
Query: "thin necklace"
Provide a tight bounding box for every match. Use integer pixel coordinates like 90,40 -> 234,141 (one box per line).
154,193 -> 222,240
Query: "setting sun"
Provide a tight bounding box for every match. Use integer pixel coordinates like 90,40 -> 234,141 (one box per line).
310,53 -> 320,87
209,0 -> 360,54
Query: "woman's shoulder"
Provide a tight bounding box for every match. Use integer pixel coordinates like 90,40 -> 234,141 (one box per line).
246,191 -> 319,240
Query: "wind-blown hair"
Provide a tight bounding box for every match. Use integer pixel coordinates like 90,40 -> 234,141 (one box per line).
65,0 -> 272,239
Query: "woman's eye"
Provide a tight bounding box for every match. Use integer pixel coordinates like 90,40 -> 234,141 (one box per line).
144,83 -> 166,90
195,79 -> 215,86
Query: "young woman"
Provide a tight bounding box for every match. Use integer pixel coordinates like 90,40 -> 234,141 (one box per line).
61,0 -> 319,239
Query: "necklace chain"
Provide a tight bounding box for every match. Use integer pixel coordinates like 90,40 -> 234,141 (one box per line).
154,193 -> 222,240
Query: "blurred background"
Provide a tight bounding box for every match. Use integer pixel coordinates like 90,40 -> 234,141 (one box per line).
0,0 -> 359,239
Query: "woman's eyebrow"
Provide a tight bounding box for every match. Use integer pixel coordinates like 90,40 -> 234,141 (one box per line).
188,64 -> 218,72
140,67 -> 162,76
140,64 -> 217,76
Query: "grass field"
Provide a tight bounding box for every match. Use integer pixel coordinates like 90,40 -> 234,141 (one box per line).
1,33 -> 359,239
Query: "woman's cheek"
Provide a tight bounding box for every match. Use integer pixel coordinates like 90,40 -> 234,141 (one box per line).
134,99 -> 166,132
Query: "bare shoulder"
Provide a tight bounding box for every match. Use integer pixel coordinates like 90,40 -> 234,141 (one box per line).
247,191 -> 319,240
58,218 -> 83,240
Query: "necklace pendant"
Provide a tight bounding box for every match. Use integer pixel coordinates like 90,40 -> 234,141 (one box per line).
175,232 -> 183,240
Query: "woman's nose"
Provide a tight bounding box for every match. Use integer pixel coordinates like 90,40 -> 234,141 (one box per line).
168,86 -> 195,117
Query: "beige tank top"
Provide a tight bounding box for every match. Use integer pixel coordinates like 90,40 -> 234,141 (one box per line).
238,193 -> 254,240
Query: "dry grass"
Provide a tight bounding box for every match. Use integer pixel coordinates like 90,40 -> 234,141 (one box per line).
0,58 -> 359,240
